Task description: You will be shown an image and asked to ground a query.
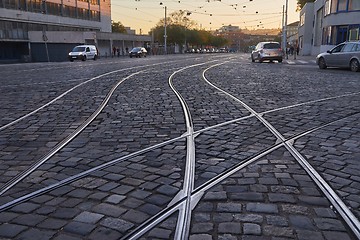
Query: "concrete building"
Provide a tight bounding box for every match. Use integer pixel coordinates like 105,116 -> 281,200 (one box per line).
0,0 -> 151,62
298,0 -> 360,56
287,21 -> 299,46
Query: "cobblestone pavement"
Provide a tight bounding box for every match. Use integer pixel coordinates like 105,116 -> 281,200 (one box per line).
0,54 -> 359,239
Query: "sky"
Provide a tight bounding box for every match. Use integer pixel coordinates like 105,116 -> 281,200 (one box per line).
111,0 -> 299,34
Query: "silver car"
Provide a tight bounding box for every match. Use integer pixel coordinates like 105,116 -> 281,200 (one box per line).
316,41 -> 360,72
251,42 -> 283,63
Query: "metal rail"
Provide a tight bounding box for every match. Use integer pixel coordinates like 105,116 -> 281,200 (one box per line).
202,62 -> 360,239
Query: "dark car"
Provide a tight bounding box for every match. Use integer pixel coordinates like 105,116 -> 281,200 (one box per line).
129,47 -> 147,58
316,41 -> 360,72
251,42 -> 283,63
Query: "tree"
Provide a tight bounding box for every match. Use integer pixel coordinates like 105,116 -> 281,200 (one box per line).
297,0 -> 315,10
111,21 -> 127,33
152,10 -> 227,47
156,10 -> 196,29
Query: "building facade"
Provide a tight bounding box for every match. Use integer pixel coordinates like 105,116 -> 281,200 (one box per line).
298,0 -> 360,56
287,21 -> 300,47
0,0 -> 151,62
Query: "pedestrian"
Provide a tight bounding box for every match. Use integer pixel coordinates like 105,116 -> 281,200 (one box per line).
290,45 -> 294,55
117,47 -> 120,57
126,47 -> 129,55
112,46 -> 116,57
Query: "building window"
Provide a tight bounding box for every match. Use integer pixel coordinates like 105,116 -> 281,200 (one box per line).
323,26 -> 332,44
31,0 -> 43,13
338,0 -> 347,11
77,7 -> 89,20
349,26 -> 360,40
349,0 -> 360,10
90,10 -> 100,21
331,0 -> 338,12
46,2 -> 61,16
325,0 -> 331,15
300,13 -> 305,26
337,26 -> 348,43
4,0 -> 16,9
63,5 -> 76,18
90,0 -> 99,5
19,0 -> 27,10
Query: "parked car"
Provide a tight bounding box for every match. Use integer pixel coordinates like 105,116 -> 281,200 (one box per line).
251,42 -> 283,63
68,45 -> 98,61
316,41 -> 360,72
129,47 -> 147,58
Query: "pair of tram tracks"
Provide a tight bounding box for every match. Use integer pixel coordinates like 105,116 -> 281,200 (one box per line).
0,59 -> 221,197
0,58 -> 359,239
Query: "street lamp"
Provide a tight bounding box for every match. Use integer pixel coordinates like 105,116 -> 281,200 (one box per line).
160,2 -> 167,54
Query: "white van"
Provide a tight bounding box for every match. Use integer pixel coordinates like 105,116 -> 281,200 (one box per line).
68,45 -> 98,61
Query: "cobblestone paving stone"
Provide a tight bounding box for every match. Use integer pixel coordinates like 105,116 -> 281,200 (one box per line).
195,118 -> 277,188
0,65 -> 192,203
171,67 -> 250,131
294,113 -> 360,220
190,147 -> 356,240
0,57 -> 199,180
0,60 -> 148,124
0,141 -> 186,239
264,97 -> 360,139
205,61 -> 360,113
139,213 -> 178,239
0,72 -> 125,184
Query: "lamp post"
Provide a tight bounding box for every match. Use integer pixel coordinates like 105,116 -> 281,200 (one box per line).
160,2 -> 167,54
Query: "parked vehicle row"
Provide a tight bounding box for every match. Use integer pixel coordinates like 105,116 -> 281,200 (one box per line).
186,48 -> 230,53
249,40 -> 359,72
68,42 -> 360,73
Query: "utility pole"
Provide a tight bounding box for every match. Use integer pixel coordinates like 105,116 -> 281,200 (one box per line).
164,6 -> 167,55
283,0 -> 288,59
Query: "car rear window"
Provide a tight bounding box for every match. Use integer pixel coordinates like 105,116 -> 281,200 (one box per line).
263,43 -> 280,49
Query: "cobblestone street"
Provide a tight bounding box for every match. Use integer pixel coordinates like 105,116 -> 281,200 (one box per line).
0,53 -> 359,239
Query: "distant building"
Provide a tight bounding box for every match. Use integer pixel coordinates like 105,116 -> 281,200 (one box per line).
298,0 -> 360,56
0,0 -> 150,62
218,25 -> 240,33
287,21 -> 299,46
